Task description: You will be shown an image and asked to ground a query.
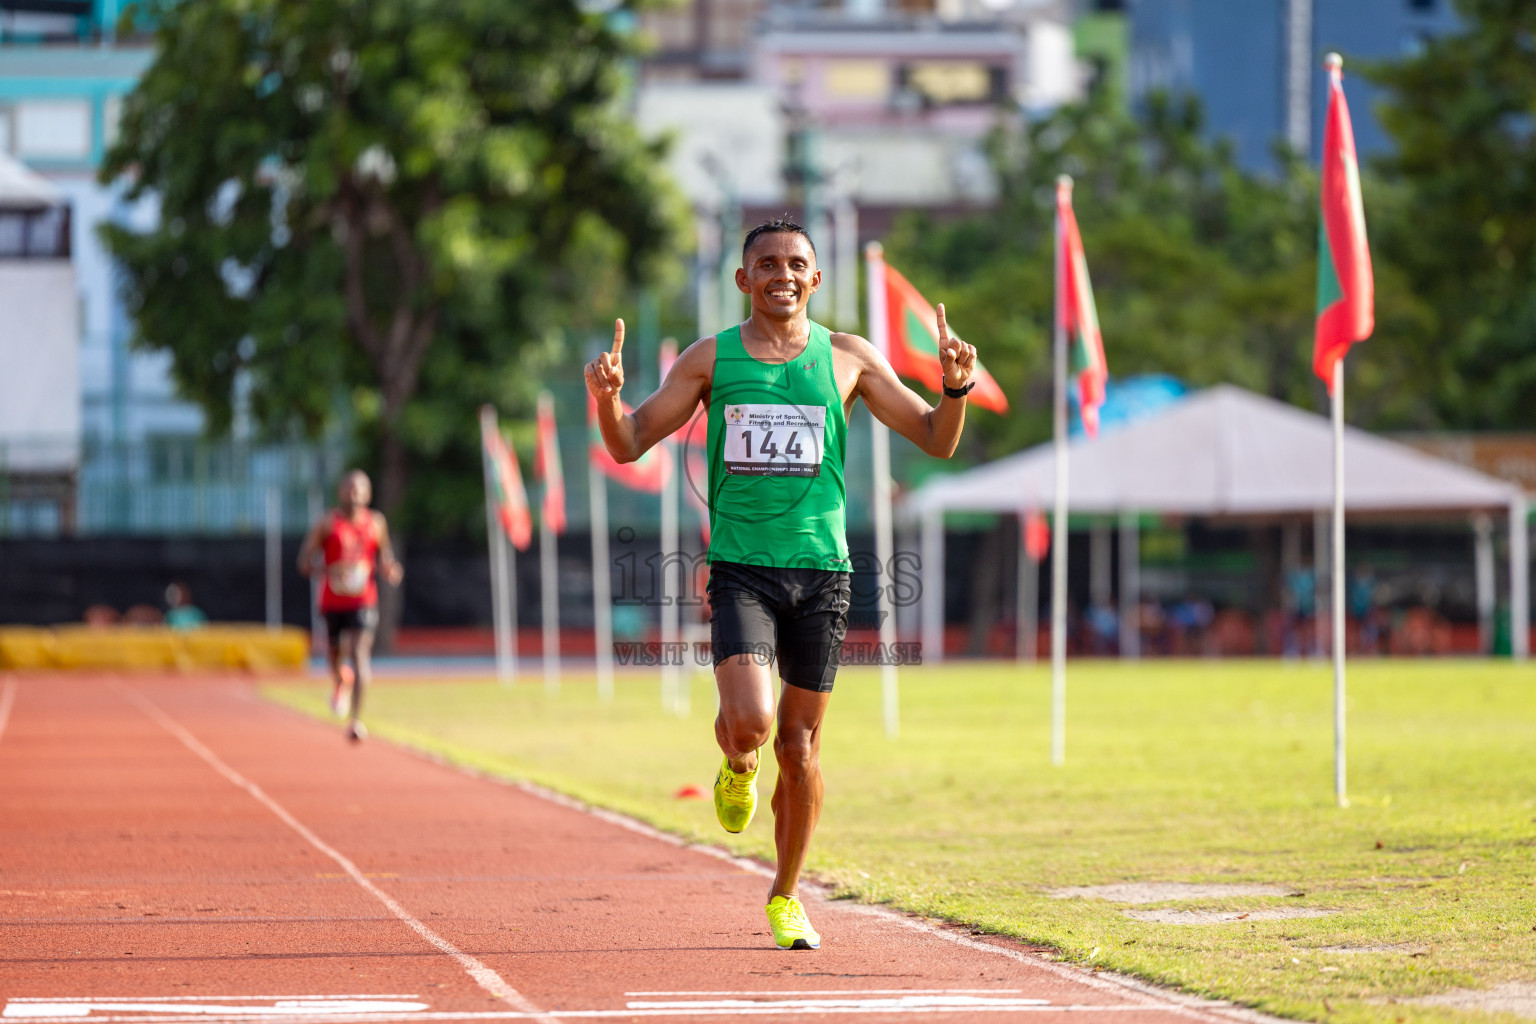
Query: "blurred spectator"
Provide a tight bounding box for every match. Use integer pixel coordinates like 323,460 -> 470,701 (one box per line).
1282,562 -> 1316,658
83,605 -> 120,627
1210,608 -> 1256,656
164,582 -> 207,631
1168,595 -> 1214,654
612,603 -> 647,642
1139,599 -> 1167,655
124,604 -> 165,625
1350,566 -> 1380,654
1388,606 -> 1452,656
1086,602 -> 1118,655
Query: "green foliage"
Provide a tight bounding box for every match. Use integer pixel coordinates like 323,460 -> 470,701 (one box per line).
1367,0 -> 1536,429
101,0 -> 683,529
267,660 -> 1536,1023
886,93 -> 1438,462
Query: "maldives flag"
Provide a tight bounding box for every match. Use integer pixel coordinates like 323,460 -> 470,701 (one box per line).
587,393 -> 673,493
535,390 -> 566,535
1314,54 -> 1374,390
1056,178 -> 1108,437
479,406 -> 532,551
880,262 -> 1009,414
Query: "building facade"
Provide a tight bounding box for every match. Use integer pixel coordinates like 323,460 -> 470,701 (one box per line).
1128,0 -> 1459,172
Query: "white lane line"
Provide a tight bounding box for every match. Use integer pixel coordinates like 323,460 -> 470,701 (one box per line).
5,1001 -> 420,1006
4,1002 -> 429,1019
112,684 -> 558,1024
257,697 -> 1288,1024
0,1008 -> 1196,1023
624,991 -> 1026,997
406,763 -> 1287,1024
628,996 -> 1049,1010
0,679 -> 18,742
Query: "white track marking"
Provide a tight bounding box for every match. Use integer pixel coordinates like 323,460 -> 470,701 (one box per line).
5,1001 -> 419,1006
5,1002 -> 428,1019
0,1009 -> 1196,1023
112,685 -> 559,1024
0,679 -> 17,742
624,991 -> 1026,997
388,747 -> 1288,1024
628,996 -> 1049,1010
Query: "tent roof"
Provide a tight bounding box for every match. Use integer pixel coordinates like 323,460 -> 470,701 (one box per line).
0,152 -> 65,209
903,384 -> 1520,517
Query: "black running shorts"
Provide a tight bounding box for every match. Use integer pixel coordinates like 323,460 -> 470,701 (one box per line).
707,560 -> 851,693
324,606 -> 379,644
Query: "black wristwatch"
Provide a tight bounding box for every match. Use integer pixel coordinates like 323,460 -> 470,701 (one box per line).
943,380 -> 976,399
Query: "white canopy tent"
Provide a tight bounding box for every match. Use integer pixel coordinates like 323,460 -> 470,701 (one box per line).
0,152 -> 65,208
901,385 -> 1529,660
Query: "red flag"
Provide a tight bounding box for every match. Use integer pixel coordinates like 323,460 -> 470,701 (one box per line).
1056,178 -> 1108,437
879,261 -> 1009,414
535,391 -> 566,535
587,393 -> 673,493
479,407 -> 531,551
1022,508 -> 1050,562
1314,54 -> 1374,389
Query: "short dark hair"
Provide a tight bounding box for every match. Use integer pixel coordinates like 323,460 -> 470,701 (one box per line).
742,216 -> 817,263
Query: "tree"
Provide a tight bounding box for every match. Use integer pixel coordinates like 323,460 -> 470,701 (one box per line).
886,91 -> 1436,463
1368,0 -> 1536,429
101,0 -> 681,516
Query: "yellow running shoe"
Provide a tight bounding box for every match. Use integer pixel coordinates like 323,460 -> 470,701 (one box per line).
712,753 -> 759,833
765,894 -> 820,950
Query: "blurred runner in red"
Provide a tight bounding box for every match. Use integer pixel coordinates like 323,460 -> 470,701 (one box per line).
298,470 -> 404,742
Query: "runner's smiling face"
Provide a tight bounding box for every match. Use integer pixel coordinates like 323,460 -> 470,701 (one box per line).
737,233 -> 820,321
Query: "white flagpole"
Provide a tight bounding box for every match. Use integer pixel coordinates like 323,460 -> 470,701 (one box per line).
480,406 -> 514,686
508,543 -> 520,681
1513,494 -> 1530,662
539,494 -> 560,697
539,397 -> 561,697
590,457 -> 614,702
1331,359 -> 1347,807
660,346 -> 681,715
865,242 -> 899,739
1051,176 -> 1071,767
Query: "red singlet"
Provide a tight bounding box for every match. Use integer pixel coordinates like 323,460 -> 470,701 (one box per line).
319,509 -> 380,612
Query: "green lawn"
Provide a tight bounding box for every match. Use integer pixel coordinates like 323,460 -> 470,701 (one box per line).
263,660 -> 1536,1024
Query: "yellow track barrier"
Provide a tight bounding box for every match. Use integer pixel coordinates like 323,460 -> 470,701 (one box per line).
0,625 -> 309,672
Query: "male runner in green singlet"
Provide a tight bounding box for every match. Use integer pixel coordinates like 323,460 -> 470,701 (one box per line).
585,218 -> 978,950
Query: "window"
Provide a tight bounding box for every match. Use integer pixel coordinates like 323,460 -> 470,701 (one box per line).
15,100 -> 92,160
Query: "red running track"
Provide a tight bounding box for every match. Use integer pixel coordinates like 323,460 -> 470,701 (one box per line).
0,675 -> 1270,1024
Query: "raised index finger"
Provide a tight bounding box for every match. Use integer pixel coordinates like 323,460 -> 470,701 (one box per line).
612,318 -> 625,355
936,303 -> 949,345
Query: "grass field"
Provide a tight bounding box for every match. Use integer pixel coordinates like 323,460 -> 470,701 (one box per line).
264,660 -> 1536,1024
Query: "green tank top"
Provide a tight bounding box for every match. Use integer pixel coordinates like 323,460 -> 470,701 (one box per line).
706,321 -> 850,571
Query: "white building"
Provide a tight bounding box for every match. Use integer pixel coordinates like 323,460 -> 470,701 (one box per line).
0,151 -> 78,530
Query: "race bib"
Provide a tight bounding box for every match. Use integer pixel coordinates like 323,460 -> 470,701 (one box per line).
328,560 -> 371,597
722,404 -> 824,477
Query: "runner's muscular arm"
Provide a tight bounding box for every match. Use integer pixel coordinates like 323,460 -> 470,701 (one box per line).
585,318 -> 712,463
841,302 -> 975,458
372,511 -> 404,586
